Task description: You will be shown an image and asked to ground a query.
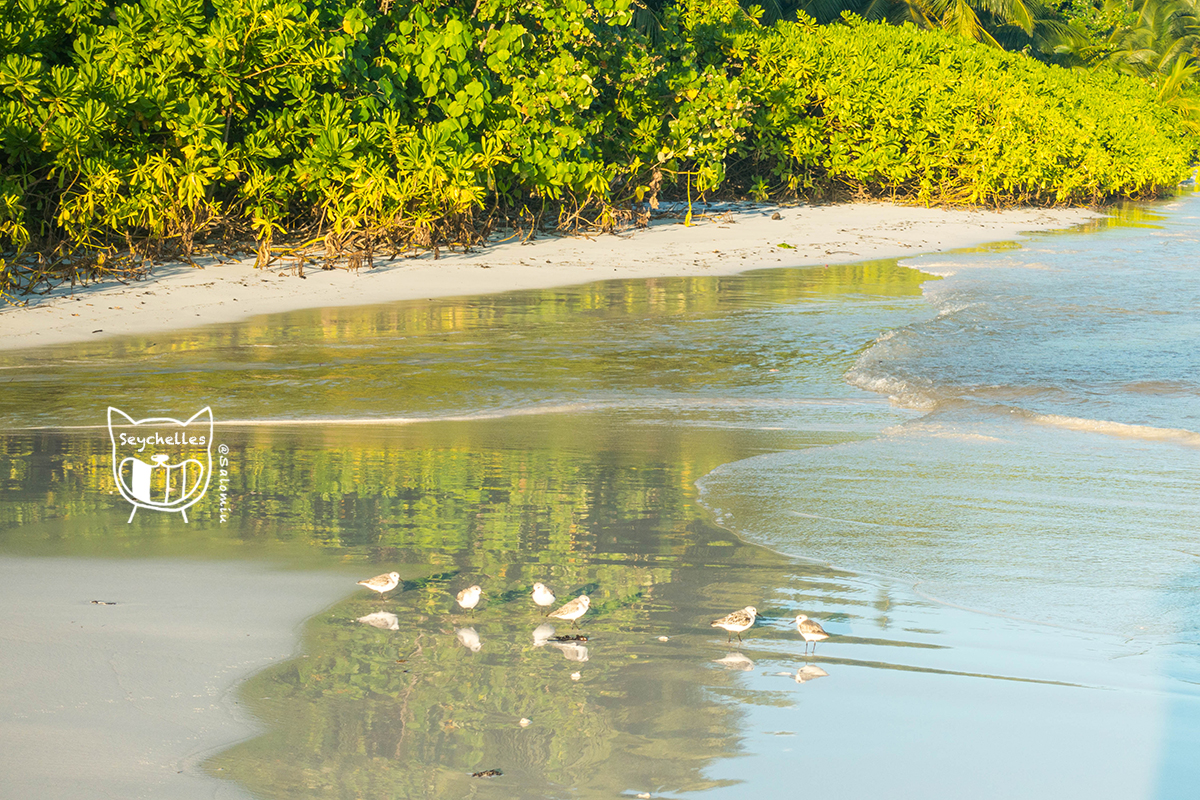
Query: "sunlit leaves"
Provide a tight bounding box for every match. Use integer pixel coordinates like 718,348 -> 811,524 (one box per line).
742,14 -> 1195,204
0,0 -> 1195,298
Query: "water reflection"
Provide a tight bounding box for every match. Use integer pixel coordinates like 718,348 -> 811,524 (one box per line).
358,611 -> 400,631
4,225 -> 1196,797
455,627 -> 483,653
0,260 -> 929,429
0,416 -> 844,799
548,640 -> 588,662
713,653 -> 755,671
794,665 -> 829,684
531,624 -> 556,646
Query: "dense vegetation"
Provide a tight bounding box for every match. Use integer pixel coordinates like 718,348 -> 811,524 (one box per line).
1,0 -> 1197,298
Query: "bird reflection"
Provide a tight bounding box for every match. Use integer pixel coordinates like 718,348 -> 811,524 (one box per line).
532,623 -> 556,646
455,627 -> 482,653
712,652 -> 755,671
549,641 -> 589,662
357,611 -> 399,630
795,665 -> 829,684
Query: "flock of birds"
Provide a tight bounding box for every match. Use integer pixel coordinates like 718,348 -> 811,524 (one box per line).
357,572 -> 830,652
709,605 -> 829,653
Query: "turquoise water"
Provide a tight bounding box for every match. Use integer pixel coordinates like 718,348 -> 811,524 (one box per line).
2,200 -> 1199,798
702,196 -> 1200,655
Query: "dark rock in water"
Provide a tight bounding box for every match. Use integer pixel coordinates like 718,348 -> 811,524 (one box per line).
471,769 -> 503,778
552,634 -> 588,642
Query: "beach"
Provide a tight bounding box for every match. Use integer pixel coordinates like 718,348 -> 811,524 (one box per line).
1,202 -> 1096,350
0,556 -> 352,800
4,0 -> 1198,791
4,195 -> 1198,800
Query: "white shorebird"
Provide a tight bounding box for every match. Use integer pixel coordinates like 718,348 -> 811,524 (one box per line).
711,606 -> 757,644
547,595 -> 590,628
357,571 -> 400,599
531,582 -> 556,611
456,585 -> 483,614
795,614 -> 829,655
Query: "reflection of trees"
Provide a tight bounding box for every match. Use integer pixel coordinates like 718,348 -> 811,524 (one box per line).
0,260 -> 930,429
0,414 -> 817,556
206,557 -> 806,799
1,401 -> 840,799
210,601 -> 730,799
169,419 -> 808,799
0,431 -> 128,534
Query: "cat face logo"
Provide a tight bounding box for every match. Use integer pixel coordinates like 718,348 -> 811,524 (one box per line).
107,407 -> 213,523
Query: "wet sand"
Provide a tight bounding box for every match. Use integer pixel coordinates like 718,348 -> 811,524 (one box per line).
0,556 -> 351,800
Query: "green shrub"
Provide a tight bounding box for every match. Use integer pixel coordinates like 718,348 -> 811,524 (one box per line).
0,0 -> 1196,298
743,13 -> 1197,204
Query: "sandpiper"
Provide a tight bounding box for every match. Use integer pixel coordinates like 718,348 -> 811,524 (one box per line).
531,582 -> 556,611
357,571 -> 400,599
456,585 -> 483,614
711,606 -> 757,644
547,595 -> 590,628
795,614 -> 829,654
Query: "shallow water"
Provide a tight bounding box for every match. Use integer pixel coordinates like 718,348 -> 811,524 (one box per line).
2,204 -> 1199,798
700,196 -> 1200,654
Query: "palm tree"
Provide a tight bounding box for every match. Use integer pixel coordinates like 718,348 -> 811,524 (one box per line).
1100,0 -> 1200,77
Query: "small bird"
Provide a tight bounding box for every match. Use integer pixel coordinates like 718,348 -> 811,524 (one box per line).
795,614 -> 829,655
531,582 -> 556,611
547,595 -> 590,628
456,585 -> 483,614
357,571 -> 400,599
711,606 -> 757,644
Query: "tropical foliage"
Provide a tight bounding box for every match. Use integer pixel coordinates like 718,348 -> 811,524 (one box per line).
0,0 -> 1197,299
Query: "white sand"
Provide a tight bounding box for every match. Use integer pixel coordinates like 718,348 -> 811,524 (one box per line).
0,202 -> 1097,351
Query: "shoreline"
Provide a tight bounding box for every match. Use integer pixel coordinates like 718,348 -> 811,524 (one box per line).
0,201 -> 1099,351
0,555 -> 353,800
